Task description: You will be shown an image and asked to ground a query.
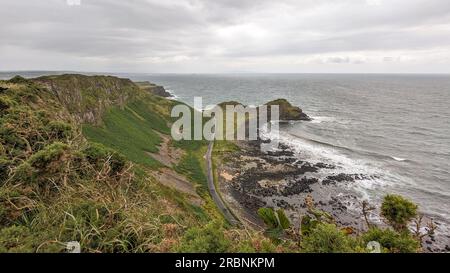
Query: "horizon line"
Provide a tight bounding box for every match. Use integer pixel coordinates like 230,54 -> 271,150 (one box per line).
1,70 -> 450,76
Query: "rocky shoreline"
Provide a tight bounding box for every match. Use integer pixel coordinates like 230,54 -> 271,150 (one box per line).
217,138 -> 449,252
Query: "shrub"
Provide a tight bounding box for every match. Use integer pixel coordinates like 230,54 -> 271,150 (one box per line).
12,162 -> 34,183
301,223 -> 361,253
45,121 -> 73,140
301,215 -> 319,236
362,228 -> 419,253
82,143 -> 127,175
8,76 -> 28,84
258,208 -> 278,229
381,194 -> 418,231
257,208 -> 291,230
178,221 -> 231,253
28,142 -> 70,174
0,96 -> 16,113
0,225 -> 34,253
277,209 -> 291,229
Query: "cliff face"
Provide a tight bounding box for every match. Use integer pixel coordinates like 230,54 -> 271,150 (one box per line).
33,74 -> 140,124
135,81 -> 172,97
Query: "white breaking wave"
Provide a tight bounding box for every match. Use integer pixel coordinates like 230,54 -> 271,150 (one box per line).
166,89 -> 179,100
310,116 -> 336,124
259,124 -> 412,200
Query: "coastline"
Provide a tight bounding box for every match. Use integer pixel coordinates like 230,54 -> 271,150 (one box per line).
215,137 -> 449,252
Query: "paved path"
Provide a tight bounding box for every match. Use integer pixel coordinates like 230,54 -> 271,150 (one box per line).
206,141 -> 240,226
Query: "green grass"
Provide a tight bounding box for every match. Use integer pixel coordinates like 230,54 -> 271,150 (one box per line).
126,100 -> 171,134
82,100 -> 170,168
175,153 -> 207,191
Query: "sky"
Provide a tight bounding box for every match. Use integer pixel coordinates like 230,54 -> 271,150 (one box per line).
1,0 -> 450,73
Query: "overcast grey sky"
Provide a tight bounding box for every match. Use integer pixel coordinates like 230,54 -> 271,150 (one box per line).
1,0 -> 450,73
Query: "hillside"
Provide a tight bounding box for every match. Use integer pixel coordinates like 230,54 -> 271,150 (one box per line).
0,74 -> 296,253
0,74 -> 430,253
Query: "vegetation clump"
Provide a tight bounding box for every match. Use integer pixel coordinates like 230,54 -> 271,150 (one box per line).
256,194 -> 433,253
301,223 -> 361,253
381,194 -> 418,232
362,227 -> 420,253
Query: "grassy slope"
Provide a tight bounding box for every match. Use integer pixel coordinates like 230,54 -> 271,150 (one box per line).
0,76 -> 213,252
0,75 -> 298,253
83,103 -> 164,168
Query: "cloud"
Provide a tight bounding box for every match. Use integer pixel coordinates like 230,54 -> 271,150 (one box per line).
0,0 -> 449,72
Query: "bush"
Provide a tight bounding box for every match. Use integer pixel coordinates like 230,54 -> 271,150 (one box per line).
28,142 -> 70,174
12,143 -> 71,195
381,194 -> 417,231
0,225 -> 34,253
0,96 -> 16,113
8,76 -> 28,84
45,121 -> 73,140
257,208 -> 290,229
301,215 -> 319,236
277,209 -> 291,229
82,143 -> 127,175
362,228 -> 419,253
178,221 -> 231,253
12,162 -> 34,183
302,223 -> 361,253
258,208 -> 278,229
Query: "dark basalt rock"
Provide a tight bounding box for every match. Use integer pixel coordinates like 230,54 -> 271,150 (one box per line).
314,162 -> 335,169
230,187 -> 266,213
150,85 -> 172,97
275,199 -> 293,209
322,173 -> 355,185
281,177 -> 318,195
267,150 -> 294,157
264,98 -> 311,121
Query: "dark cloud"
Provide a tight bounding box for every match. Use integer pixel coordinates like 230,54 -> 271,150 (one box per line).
0,0 -> 449,72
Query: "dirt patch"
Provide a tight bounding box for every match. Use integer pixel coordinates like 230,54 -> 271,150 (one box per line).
220,171 -> 235,181
152,168 -> 203,206
149,132 -> 184,167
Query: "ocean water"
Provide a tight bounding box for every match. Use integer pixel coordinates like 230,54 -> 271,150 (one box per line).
2,72 -> 450,237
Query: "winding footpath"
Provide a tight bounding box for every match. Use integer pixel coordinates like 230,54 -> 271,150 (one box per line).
206,141 -> 241,226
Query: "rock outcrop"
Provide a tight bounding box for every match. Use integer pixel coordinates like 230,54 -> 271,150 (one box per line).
136,81 -> 172,97
264,98 -> 311,121
33,74 -> 138,124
